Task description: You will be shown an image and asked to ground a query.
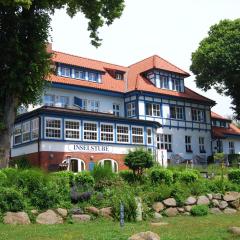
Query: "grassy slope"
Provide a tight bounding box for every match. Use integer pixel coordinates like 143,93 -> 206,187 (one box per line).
0,214 -> 240,240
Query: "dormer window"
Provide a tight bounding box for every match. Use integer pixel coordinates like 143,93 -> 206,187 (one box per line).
61,67 -> 70,77
115,73 -> 123,80
75,70 -> 85,79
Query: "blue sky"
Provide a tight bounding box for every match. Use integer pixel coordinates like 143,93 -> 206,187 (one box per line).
50,0 -> 240,117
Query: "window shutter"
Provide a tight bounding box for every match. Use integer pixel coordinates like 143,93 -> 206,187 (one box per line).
74,97 -> 82,108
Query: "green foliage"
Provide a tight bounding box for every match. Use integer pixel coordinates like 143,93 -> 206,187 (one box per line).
51,171 -> 75,186
228,169 -> 240,184
0,187 -> 26,212
214,153 -> 225,162
150,167 -> 173,185
188,180 -> 209,196
125,148 -> 154,175
179,170 -> 199,183
119,170 -> 136,183
191,205 -> 209,216
228,154 -> 240,167
0,171 -> 7,186
75,171 -> 95,187
190,19 -> 240,116
92,164 -> 115,183
9,156 -> 31,169
171,183 -> 191,206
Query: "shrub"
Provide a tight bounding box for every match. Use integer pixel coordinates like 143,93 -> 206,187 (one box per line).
52,171 -> 75,186
119,170 -> 136,183
1,168 -> 19,185
92,164 -> 115,183
0,171 -> 7,186
228,169 -> 240,184
150,168 -> 173,185
188,179 -> 209,196
125,148 -> 154,175
228,154 -> 240,167
214,152 -> 225,162
75,171 -> 95,187
179,170 -> 199,183
191,205 -> 209,216
154,184 -> 172,202
171,183 -> 191,206
0,187 -> 26,212
9,156 -> 31,169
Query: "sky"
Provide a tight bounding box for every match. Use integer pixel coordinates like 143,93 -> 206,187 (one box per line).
50,0 -> 240,117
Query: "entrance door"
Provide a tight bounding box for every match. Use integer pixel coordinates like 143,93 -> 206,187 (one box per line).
70,159 -> 78,173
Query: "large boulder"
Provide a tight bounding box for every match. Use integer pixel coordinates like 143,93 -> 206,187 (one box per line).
36,210 -> 63,224
153,212 -> 163,221
219,201 -> 228,210
185,196 -> 196,205
70,208 -> 84,215
129,231 -> 160,240
4,212 -> 30,225
184,205 -> 193,212
85,206 -> 100,215
72,214 -> 91,222
197,196 -> 210,205
206,194 -> 213,200
223,208 -> 237,214
213,193 -> 222,200
164,207 -> 178,217
163,198 -> 176,207
229,227 -> 240,235
223,192 -> 240,202
229,199 -> 240,209
56,208 -> 68,217
152,202 -> 164,212
99,207 -> 112,218
212,199 -> 220,207
209,208 -> 222,215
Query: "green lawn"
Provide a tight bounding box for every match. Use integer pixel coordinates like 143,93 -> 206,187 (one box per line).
1,213 -> 240,240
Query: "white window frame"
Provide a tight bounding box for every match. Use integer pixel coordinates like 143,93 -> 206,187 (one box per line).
99,159 -> 118,173
116,124 -> 130,144
170,105 -> 184,120
229,141 -> 235,154
131,126 -> 144,144
126,102 -> 136,117
14,124 -> 22,145
115,73 -> 123,80
61,67 -> 70,77
88,72 -> 98,82
172,78 -> 181,91
83,121 -> 98,142
58,96 -> 69,108
44,94 -> 55,106
44,117 -> 62,139
146,103 -> 161,117
82,99 -> 100,112
63,158 -> 86,172
147,127 -> 152,145
31,118 -> 39,140
185,136 -> 192,152
22,121 -> 31,143
64,119 -> 81,140
199,137 -> 205,153
75,69 -> 85,80
100,123 -> 114,143
113,103 -> 120,116
191,108 -> 205,122
157,134 -> 172,152
160,76 -> 169,89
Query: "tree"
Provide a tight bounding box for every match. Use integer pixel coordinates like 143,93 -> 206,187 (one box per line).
124,148 -> 154,175
190,19 -> 240,118
0,0 -> 125,168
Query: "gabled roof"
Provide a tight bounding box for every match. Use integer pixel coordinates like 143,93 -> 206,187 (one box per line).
211,112 -> 231,121
212,124 -> 240,139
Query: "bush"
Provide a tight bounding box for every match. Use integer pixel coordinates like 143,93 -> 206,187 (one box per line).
150,168 -> 173,185
92,164 -> 115,183
171,183 -> 191,206
191,205 -> 209,216
188,179 -> 209,196
179,170 -> 199,183
125,148 -> 153,175
228,154 -> 240,167
9,156 -> 31,169
228,169 -> 240,184
75,171 -> 95,187
119,170 -> 136,183
0,171 -> 7,186
0,187 -> 26,212
51,171 -> 75,186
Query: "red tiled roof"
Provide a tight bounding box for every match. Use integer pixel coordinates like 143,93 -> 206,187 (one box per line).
211,112 -> 231,121
212,124 -> 240,138
47,48 -> 214,103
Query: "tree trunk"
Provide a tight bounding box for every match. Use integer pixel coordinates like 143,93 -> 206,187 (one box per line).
0,94 -> 18,168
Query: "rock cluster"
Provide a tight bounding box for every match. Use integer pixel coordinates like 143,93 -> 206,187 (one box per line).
152,191 -> 240,218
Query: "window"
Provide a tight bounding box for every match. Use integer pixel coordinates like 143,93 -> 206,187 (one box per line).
63,158 -> 85,173
116,125 -> 129,143
99,159 -> 118,172
127,102 -> 136,117
44,94 -> 55,106
22,121 -> 30,143
185,136 -> 192,152
14,124 -> 22,145
220,121 -> 227,128
146,103 -> 160,117
199,137 -> 205,153
82,99 -> 99,112
100,123 -> 114,142
216,140 -> 223,153
64,120 -> 80,140
83,122 -> 98,141
132,126 -> 144,144
58,96 -> 69,108
147,128 -> 152,145
45,118 -> 61,139
191,108 -> 205,122
113,104 -> 120,116
157,134 -> 172,152
170,106 -> 184,119
229,141 -> 235,154
88,72 -> 98,82
116,73 -> 123,80
172,78 -> 181,91
61,67 -> 70,77
31,118 -> 39,140
75,70 -> 85,79
160,76 -> 169,89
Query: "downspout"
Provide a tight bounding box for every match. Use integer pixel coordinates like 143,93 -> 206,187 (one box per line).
38,116 -> 41,168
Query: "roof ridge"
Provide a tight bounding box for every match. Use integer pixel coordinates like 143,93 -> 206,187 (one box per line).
53,50 -> 128,70
128,55 -> 155,67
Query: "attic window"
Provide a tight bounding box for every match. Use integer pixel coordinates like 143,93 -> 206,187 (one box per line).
115,73 -> 123,80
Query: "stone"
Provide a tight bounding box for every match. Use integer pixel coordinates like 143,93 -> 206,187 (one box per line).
72,214 -> 91,222
223,208 -> 237,214
164,207 -> 178,217
163,198 -> 176,207
223,192 -> 240,202
206,194 -> 213,200
4,212 -> 30,225
135,197 -> 143,222
70,208 -> 84,215
219,201 -> 228,210
151,222 -> 168,227
30,209 -> 38,215
99,207 -> 112,218
213,193 -> 222,200
182,212 -> 190,216
185,196 -> 196,205
197,196 -> 210,205
152,202 -> 164,212
184,205 -> 193,212
56,208 -> 68,217
85,206 -> 100,215
153,212 -> 163,220
229,199 -> 240,209
209,208 -> 222,214
229,227 -> 240,235
177,208 -> 185,213
212,199 -> 220,207
36,210 -> 63,224
128,231 -> 160,240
